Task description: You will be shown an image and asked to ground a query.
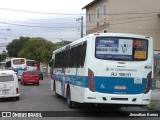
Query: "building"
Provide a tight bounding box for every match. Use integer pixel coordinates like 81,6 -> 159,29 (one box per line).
82,0 -> 160,50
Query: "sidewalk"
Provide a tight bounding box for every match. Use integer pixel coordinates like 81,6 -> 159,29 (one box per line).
146,89 -> 160,110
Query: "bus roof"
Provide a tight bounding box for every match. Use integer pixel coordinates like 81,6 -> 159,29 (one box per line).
11,58 -> 26,60
26,60 -> 35,61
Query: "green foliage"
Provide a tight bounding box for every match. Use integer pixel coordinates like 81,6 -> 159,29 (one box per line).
6,36 -> 30,57
18,37 -> 56,62
0,51 -> 8,61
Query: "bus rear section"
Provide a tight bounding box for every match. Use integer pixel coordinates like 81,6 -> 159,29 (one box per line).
11,58 -> 26,73
26,60 -> 37,71
84,34 -> 153,106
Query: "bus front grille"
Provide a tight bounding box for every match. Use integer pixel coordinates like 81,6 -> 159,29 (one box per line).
111,98 -> 128,101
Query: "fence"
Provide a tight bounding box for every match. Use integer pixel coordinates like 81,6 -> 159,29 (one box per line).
153,53 -> 160,88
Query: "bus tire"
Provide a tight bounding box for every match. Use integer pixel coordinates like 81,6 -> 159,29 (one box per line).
66,87 -> 73,108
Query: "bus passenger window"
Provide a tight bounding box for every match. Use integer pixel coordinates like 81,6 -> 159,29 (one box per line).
81,42 -> 87,67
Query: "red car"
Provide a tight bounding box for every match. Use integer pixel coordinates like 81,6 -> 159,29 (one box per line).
21,70 -> 39,86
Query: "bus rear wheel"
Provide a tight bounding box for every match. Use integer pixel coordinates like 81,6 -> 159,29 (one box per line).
66,87 -> 73,108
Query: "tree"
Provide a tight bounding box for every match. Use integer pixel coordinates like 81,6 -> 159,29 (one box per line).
0,51 -> 8,61
18,37 -> 56,62
6,36 -> 30,57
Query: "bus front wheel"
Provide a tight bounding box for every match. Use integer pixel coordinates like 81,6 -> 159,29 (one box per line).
66,87 -> 73,108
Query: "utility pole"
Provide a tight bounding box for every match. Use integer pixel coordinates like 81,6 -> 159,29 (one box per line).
81,16 -> 83,38
76,16 -> 83,38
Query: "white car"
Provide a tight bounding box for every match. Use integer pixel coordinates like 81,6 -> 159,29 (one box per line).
0,70 -> 20,100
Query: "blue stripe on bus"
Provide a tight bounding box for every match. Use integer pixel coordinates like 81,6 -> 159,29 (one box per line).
54,74 -> 152,94
94,77 -> 150,94
14,68 -> 25,73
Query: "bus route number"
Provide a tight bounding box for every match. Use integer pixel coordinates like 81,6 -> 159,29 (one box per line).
111,72 -> 131,77
119,73 -> 131,77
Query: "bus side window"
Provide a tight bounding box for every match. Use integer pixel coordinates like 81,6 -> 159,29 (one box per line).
58,52 -> 61,68
51,59 -> 54,74
61,51 -> 65,67
54,41 -> 87,69
75,44 -> 82,68
69,47 -> 76,68
74,46 -> 78,68
81,42 -> 87,68
65,50 -> 69,68
67,49 -> 71,68
54,53 -> 58,68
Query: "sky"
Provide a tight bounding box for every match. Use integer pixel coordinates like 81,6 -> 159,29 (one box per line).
0,0 -> 93,51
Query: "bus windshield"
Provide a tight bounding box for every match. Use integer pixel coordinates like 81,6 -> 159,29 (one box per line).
26,61 -> 36,67
13,59 -> 25,65
95,37 -> 148,61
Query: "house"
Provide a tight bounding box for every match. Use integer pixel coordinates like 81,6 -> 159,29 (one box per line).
82,0 -> 160,50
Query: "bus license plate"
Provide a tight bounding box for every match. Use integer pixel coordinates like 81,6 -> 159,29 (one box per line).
114,85 -> 126,90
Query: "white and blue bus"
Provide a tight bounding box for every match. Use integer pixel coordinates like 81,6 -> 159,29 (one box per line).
26,60 -> 37,71
51,33 -> 153,108
5,58 -> 26,73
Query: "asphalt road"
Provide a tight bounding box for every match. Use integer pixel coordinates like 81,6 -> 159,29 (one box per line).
0,77 -> 159,120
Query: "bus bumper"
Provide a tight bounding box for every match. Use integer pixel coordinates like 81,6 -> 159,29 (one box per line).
83,89 -> 151,105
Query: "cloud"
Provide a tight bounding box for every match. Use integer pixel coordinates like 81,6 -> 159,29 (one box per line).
0,0 -> 91,51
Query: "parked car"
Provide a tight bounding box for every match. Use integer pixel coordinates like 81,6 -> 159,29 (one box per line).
0,70 -> 20,100
21,70 -> 39,85
35,70 -> 43,80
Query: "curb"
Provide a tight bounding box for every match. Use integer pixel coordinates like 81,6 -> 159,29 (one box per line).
143,100 -> 160,111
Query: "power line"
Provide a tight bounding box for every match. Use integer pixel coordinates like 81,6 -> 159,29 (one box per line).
1,17 -> 157,29
0,19 -> 80,25
0,32 -> 79,39
0,14 -> 156,26
0,7 -> 84,15
0,21 -> 81,29
0,7 -> 159,15
0,32 -> 77,37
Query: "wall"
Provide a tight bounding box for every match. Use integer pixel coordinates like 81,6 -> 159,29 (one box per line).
85,0 -> 160,50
